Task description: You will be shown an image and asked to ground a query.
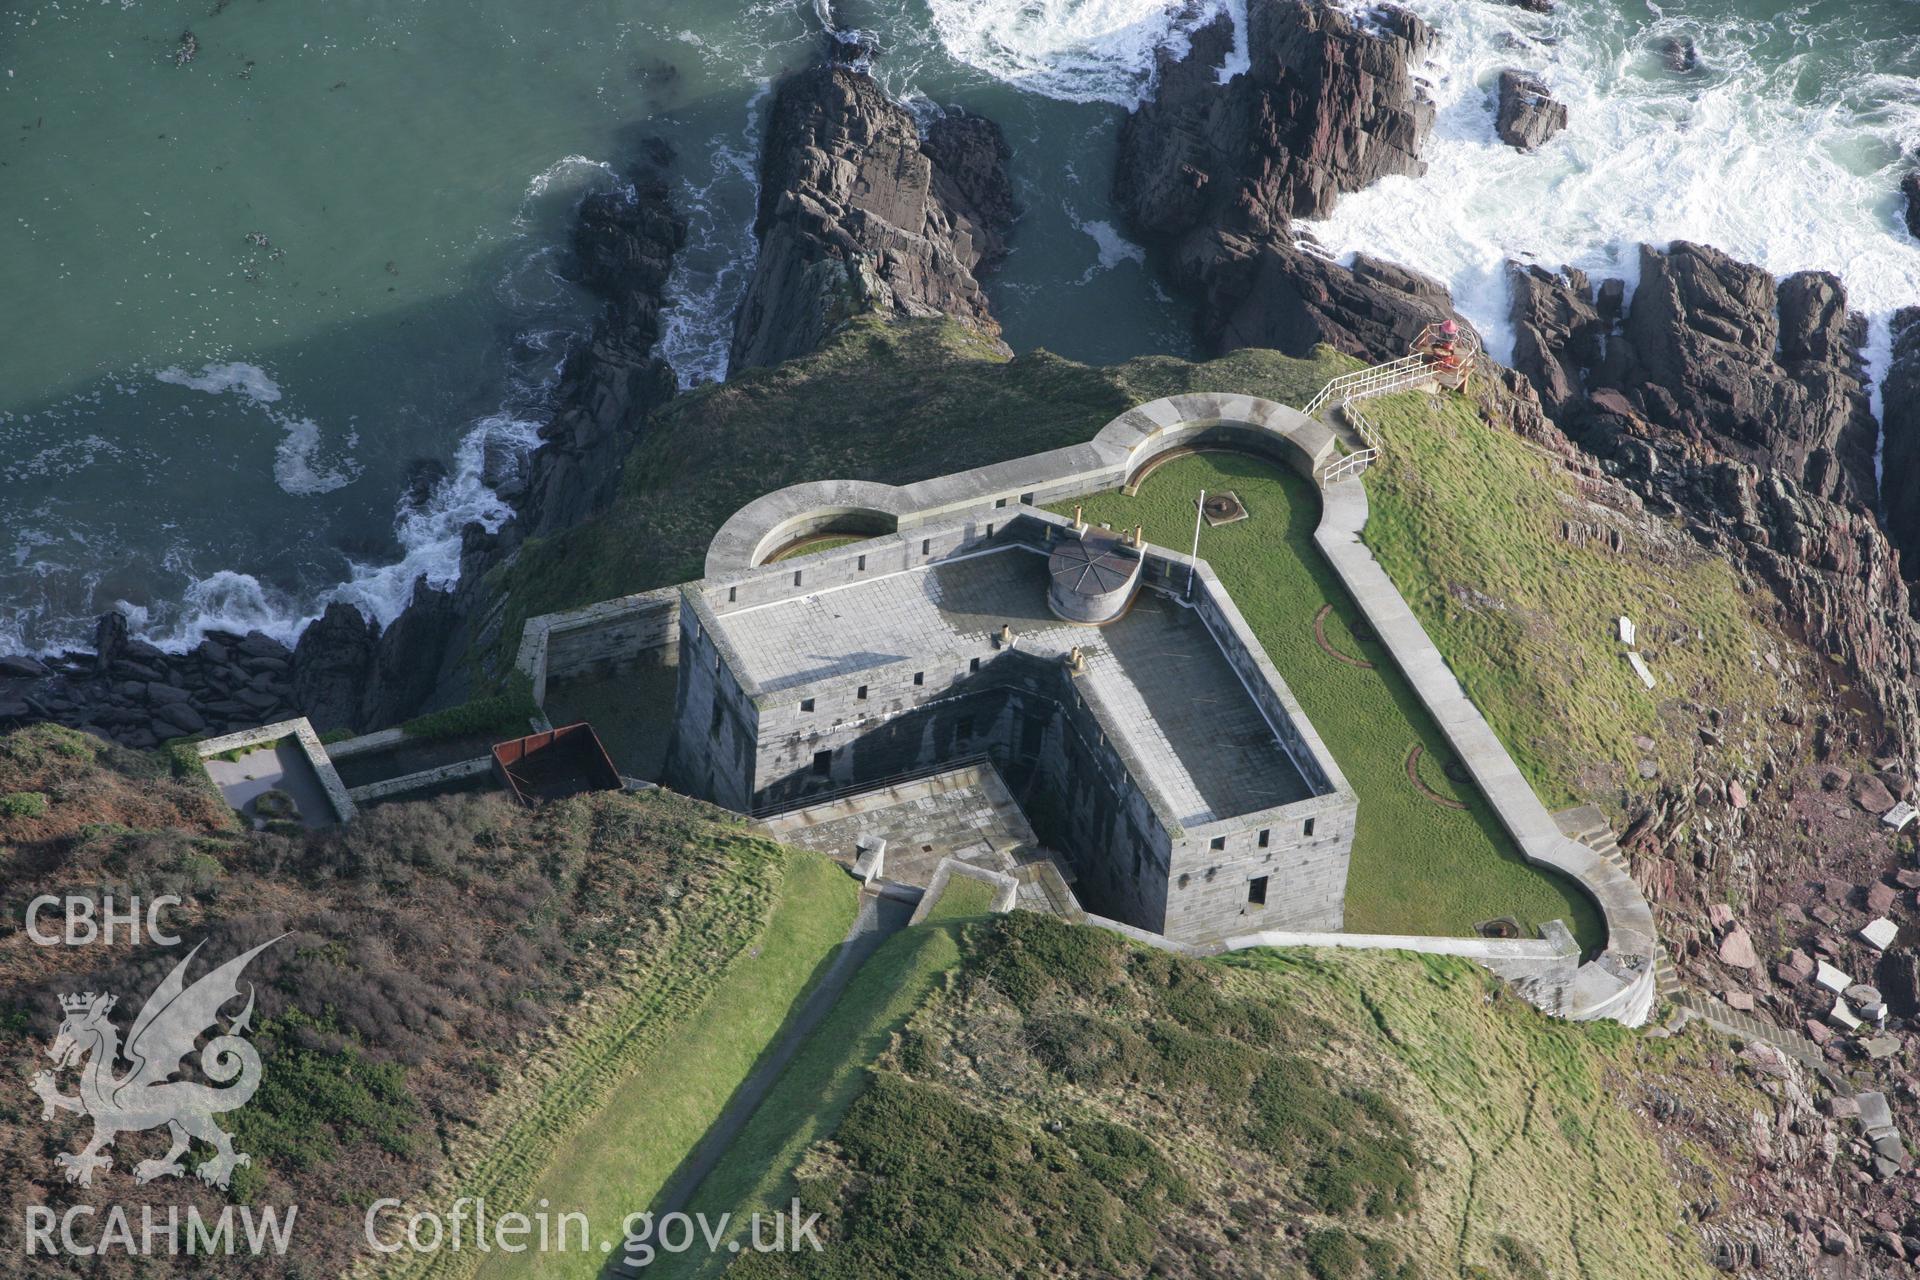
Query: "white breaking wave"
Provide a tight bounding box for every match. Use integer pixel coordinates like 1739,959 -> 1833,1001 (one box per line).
154,361 -> 361,498
1300,0 -> 1920,384
926,0 -> 1247,106
155,361 -> 285,403
326,412 -> 542,629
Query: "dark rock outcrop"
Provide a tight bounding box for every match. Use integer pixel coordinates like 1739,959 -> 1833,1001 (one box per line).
1506,242 -> 1920,754
0,621 -> 303,749
1494,69 -> 1566,151
290,602 -> 379,734
1902,171 -> 1920,241
516,140 -> 686,541
728,65 -> 1014,373
1118,1 -> 1431,238
1877,309 -> 1920,569
1116,0 -> 1459,361
358,580 -> 461,731
1508,263 -> 1606,416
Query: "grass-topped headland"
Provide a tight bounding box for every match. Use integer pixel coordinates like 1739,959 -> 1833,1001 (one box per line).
467,317 -> 1354,680
1359,389 -> 1794,810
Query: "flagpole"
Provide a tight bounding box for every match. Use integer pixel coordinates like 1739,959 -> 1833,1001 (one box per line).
1187,488 -> 1204,597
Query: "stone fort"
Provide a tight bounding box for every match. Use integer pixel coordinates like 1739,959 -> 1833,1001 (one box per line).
508,388 -> 1659,1024
664,504 -> 1356,943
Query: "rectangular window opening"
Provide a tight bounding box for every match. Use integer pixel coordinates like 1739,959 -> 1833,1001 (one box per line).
1248,876 -> 1269,907
921,538 -> 931,555
856,685 -> 868,701
1304,817 -> 1316,837
800,697 -> 815,712
913,671 -> 925,686
811,749 -> 832,777
1209,836 -> 1226,851
727,586 -> 737,604
969,657 -> 981,673
856,554 -> 867,571
792,569 -> 803,588
1257,828 -> 1271,848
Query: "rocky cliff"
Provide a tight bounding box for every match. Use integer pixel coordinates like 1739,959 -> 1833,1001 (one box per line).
0,141 -> 689,741
728,64 -> 1014,373
1877,308 -> 1920,573
1507,244 -> 1920,757
1116,0 -> 1464,360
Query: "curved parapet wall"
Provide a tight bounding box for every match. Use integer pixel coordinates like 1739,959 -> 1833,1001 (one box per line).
685,391 -> 1657,1025
702,393 -> 1339,578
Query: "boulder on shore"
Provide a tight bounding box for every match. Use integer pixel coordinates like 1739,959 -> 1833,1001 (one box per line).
1903,171 -> 1920,240
1494,69 -> 1567,151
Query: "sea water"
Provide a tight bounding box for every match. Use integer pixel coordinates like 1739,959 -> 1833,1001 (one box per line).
3,0 -> 1915,654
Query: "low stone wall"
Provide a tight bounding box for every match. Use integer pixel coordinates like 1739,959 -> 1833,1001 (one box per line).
195,717 -> 358,825
514,586 -> 682,706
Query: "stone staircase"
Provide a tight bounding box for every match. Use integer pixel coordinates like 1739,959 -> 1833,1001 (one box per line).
1552,805 -> 1829,1074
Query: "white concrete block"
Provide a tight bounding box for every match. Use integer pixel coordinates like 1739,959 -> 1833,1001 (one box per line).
1882,800 -> 1916,831
1618,615 -> 1636,646
1829,998 -> 1862,1032
1626,651 -> 1656,690
1861,917 -> 1900,952
1815,960 -> 1853,993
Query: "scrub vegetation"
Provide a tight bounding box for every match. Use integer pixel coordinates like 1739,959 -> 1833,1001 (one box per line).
0,725 -> 847,1280
675,913 -> 1741,1280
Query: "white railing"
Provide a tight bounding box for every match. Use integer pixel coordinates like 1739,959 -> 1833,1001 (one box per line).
1305,329 -> 1481,485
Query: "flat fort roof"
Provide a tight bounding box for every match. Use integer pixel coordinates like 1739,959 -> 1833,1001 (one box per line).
712,546 -> 1314,828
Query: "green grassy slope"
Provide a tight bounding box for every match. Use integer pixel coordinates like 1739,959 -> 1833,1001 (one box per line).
473,852 -> 859,1280
711,914 -> 1742,1280
1061,452 -> 1601,944
1361,391 -> 1784,809
650,917 -> 971,1279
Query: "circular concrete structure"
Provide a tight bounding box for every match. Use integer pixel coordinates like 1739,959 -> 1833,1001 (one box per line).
1047,529 -> 1142,624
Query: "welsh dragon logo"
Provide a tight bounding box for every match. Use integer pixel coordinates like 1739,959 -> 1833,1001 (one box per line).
31,936 -> 283,1188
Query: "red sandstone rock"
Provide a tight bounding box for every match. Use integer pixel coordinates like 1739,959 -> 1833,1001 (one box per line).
1719,927 -> 1760,969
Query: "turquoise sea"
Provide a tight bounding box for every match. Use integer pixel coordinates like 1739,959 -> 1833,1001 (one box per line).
1,0 -> 1915,653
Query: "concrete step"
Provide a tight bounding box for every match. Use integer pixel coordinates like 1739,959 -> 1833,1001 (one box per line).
1673,992 -> 1825,1072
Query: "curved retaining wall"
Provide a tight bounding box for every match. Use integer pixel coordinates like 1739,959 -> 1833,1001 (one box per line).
670,393 -> 1658,1024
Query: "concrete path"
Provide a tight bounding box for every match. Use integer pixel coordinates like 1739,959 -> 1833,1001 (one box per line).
604,889 -> 914,1277
1314,479 -> 1657,1024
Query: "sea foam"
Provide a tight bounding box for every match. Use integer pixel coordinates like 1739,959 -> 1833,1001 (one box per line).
1300,0 -> 1920,374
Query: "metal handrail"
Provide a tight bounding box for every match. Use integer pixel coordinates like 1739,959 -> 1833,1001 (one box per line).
1305,328 -> 1483,486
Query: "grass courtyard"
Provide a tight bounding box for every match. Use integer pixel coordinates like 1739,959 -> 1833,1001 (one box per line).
1060,453 -> 1604,946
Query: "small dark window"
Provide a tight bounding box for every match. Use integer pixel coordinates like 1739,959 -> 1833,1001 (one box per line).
857,554 -> 866,571
856,685 -> 868,701
1304,817 -> 1316,837
793,570 -> 803,587
921,538 -> 931,555
727,585 -> 737,603
995,497 -> 1008,509
800,697 -> 815,712
812,750 -> 832,777
969,657 -> 981,673
986,523 -> 995,537
1209,836 -> 1226,851
1257,829 -> 1270,848
1020,492 -> 1035,504
913,671 -> 925,686
1248,876 -> 1269,906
